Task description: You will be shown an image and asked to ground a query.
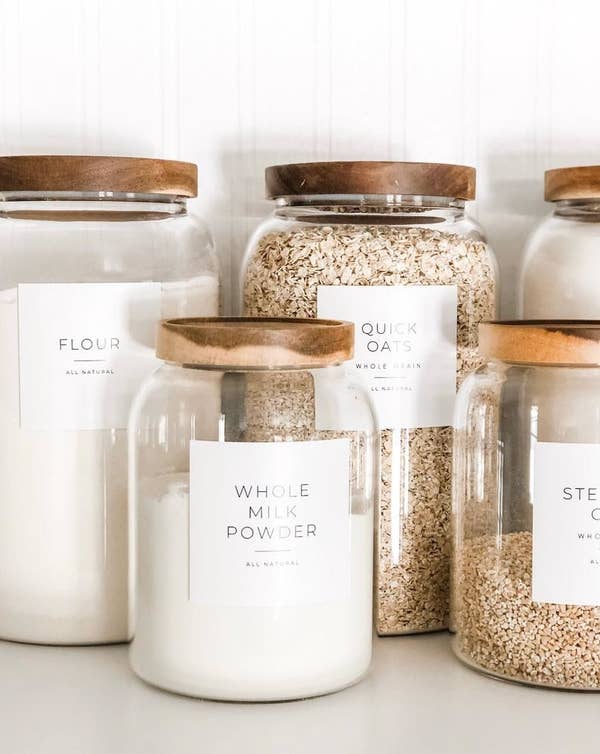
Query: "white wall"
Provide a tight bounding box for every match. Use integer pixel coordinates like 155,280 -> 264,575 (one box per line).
1,0 -> 599,315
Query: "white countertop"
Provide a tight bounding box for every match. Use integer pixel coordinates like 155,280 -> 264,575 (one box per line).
1,633 -> 597,754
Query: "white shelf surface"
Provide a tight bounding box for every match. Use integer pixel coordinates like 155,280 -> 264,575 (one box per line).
1,633 -> 597,754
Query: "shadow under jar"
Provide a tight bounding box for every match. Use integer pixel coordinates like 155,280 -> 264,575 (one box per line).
452,321 -> 600,690
0,155 -> 218,645
242,161 -> 497,635
129,318 -> 377,701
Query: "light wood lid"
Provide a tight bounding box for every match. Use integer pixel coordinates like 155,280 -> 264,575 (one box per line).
265,161 -> 476,200
0,155 -> 197,196
157,317 -> 355,368
479,321 -> 600,365
545,166 -> 600,201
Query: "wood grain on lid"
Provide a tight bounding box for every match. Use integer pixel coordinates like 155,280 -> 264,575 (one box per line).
0,155 -> 197,196
545,166 -> 600,201
157,317 -> 354,368
479,321 -> 600,365
265,161 -> 476,200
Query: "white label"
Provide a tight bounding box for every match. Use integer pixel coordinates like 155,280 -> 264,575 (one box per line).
189,438 -> 351,606
533,442 -> 600,606
18,282 -> 161,431
316,285 -> 457,429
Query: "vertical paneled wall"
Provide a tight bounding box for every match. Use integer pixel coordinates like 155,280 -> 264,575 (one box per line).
0,0 -> 597,314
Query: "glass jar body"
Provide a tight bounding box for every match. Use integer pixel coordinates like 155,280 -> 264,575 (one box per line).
452,361 -> 600,689
129,362 -> 377,701
520,200 -> 600,317
242,196 -> 497,635
0,193 -> 219,645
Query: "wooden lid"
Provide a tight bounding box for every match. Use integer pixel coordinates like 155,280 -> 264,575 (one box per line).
156,317 -> 354,368
0,155 -> 197,196
479,321 -> 600,365
545,166 -> 600,201
265,161 -> 476,200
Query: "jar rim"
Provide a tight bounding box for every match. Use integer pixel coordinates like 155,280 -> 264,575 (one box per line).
265,161 -> 476,201
156,317 -> 354,368
480,320 -> 600,366
0,155 -> 197,197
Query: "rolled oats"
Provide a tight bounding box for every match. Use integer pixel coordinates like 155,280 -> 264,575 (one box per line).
243,223 -> 496,634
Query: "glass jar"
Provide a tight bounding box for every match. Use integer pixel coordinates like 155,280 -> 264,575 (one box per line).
242,161 -> 497,635
129,318 -> 377,701
453,321 -> 600,690
521,166 -> 600,317
0,155 -> 219,645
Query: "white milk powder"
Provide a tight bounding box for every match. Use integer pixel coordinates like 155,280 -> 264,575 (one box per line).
130,472 -> 373,700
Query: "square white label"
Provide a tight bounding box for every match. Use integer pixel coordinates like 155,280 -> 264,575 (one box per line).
316,285 -> 457,429
533,442 -> 600,606
189,438 -> 351,607
18,282 -> 161,431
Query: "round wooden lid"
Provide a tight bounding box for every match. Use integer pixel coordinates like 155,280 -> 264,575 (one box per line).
479,321 -> 600,365
265,161 -> 476,200
545,166 -> 600,201
157,317 -> 355,368
0,155 -> 197,196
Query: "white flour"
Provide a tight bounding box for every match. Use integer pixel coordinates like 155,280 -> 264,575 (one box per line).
0,278 -> 218,644
130,473 -> 373,700
521,220 -> 600,317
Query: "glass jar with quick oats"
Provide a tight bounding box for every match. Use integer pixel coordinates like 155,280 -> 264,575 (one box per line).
242,160 -> 497,634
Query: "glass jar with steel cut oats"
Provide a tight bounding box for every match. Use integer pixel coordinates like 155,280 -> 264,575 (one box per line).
242,161 -> 497,634
453,322 -> 600,689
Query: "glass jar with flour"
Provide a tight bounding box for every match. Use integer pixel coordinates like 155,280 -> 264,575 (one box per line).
521,166 -> 600,317
0,155 -> 219,644
129,318 -> 377,701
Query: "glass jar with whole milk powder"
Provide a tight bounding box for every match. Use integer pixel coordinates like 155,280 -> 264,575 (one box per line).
521,166 -> 600,317
129,317 -> 377,701
0,155 -> 219,645
453,321 -> 600,689
242,161 -> 497,635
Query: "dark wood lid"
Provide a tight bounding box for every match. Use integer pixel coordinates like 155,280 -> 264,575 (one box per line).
0,155 -> 197,196
265,161 -> 476,200
479,321 -> 600,365
545,166 -> 600,201
157,317 -> 354,368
